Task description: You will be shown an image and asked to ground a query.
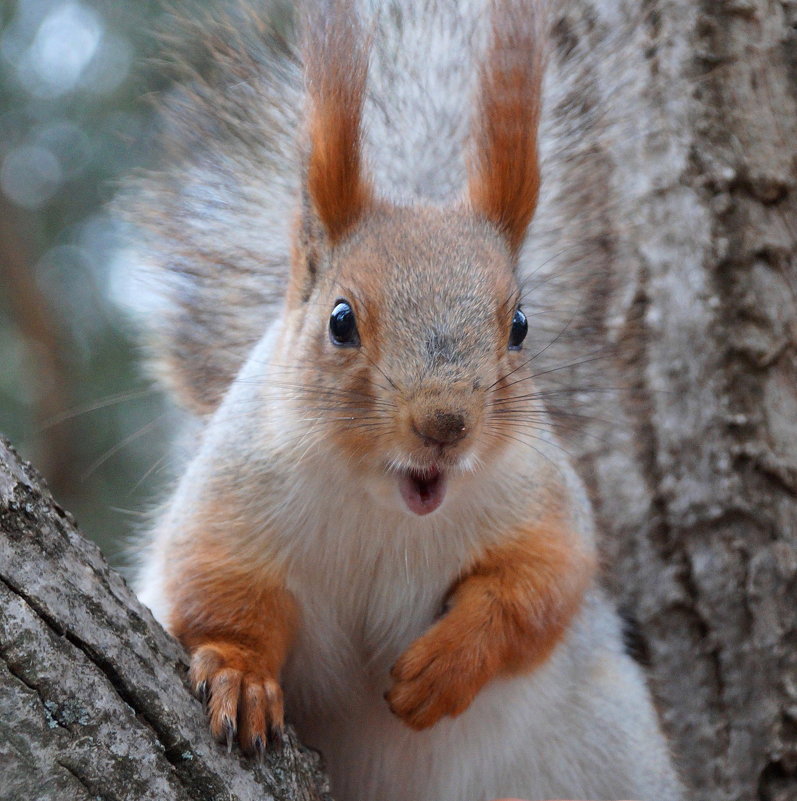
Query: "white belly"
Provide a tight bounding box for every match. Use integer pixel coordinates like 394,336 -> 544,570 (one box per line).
283,592 -> 681,801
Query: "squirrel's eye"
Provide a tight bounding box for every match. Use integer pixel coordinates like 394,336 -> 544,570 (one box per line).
508,307 -> 527,350
329,300 -> 360,347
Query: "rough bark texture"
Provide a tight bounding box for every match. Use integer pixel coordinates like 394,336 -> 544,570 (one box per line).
0,437 -> 331,801
554,2 -> 797,800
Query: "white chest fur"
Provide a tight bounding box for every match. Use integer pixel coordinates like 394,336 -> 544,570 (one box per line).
273,477 -> 491,719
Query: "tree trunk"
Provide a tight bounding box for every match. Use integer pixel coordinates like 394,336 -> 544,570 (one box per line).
0,437 -> 331,801
545,2 -> 797,800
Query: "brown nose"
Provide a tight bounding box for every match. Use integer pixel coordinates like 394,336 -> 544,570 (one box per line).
413,410 -> 467,447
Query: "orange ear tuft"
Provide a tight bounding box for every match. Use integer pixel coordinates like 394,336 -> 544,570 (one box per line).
468,0 -> 544,256
304,1 -> 372,243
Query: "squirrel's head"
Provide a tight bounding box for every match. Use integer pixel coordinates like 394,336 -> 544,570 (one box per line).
277,0 -> 544,517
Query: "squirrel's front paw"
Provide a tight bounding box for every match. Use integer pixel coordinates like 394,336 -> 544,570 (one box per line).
189,644 -> 284,756
386,630 -> 491,730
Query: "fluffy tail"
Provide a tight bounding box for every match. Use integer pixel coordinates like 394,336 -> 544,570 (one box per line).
119,4 -> 304,414
121,0 -> 619,419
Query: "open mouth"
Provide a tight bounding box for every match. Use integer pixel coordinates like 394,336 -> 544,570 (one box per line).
398,466 -> 447,516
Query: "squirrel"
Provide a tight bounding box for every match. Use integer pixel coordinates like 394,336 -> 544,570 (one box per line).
125,0 -> 684,799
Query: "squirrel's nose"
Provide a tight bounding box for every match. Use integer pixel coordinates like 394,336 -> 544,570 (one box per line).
413,410 -> 468,447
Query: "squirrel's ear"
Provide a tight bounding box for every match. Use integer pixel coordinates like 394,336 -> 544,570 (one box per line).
468,0 -> 544,257
302,0 -> 373,245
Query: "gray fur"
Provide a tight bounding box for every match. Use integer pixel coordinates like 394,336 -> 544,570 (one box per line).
120,0 -> 637,419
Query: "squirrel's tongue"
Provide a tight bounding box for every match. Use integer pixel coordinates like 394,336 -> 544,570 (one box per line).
398,467 -> 446,516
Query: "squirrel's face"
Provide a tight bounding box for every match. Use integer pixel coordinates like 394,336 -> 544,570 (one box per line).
271,0 -> 545,516
283,206 -> 539,518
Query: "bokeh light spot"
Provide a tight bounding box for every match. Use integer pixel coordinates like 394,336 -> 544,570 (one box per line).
1,143 -> 63,209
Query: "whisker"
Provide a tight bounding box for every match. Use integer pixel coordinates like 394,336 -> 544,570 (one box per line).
40,387 -> 157,430
486,315 -> 581,393
360,344 -> 402,396
493,351 -> 612,395
130,452 -> 172,493
81,413 -> 169,481
267,380 -> 398,408
489,385 -> 630,405
492,417 -> 611,446
480,428 -> 568,482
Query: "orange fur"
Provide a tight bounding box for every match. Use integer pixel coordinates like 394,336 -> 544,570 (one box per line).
468,0 -> 544,256
304,0 -> 373,242
168,541 -> 299,754
386,508 -> 595,730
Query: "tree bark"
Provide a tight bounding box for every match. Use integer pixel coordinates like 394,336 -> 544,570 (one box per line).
0,437 -> 331,801
545,2 -> 797,800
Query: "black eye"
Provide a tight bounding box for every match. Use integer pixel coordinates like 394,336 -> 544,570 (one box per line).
329,300 -> 359,347
508,307 -> 527,350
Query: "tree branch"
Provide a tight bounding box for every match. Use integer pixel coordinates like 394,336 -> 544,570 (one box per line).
0,436 -> 332,801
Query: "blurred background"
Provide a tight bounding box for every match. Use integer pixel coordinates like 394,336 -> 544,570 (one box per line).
0,0 -> 184,569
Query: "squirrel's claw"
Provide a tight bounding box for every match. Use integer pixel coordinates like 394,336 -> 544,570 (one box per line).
238,676 -> 284,755
189,646 -> 284,757
223,716 -> 235,754
195,679 -> 209,711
